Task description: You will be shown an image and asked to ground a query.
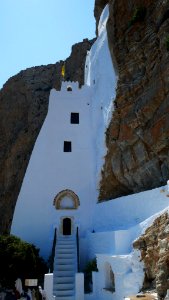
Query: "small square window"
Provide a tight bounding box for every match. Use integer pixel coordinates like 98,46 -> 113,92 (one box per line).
71,113 -> 79,124
64,141 -> 72,152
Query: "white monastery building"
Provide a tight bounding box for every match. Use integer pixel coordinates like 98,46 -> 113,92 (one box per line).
11,4 -> 169,300
12,81 -> 96,258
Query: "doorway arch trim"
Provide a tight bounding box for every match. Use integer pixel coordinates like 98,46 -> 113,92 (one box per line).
53,189 -> 80,210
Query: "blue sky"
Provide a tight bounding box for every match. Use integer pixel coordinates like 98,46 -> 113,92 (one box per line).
0,0 -> 95,88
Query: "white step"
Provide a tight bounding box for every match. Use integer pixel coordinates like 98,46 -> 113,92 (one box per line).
54,277 -> 74,284
56,248 -> 75,254
55,289 -> 74,297
54,283 -> 74,290
54,258 -> 75,265
57,240 -> 75,243
53,235 -> 76,299
55,253 -> 74,259
54,296 -> 74,300
57,245 -> 75,248
58,236 -> 75,239
56,240 -> 76,246
57,241 -> 75,244
56,247 -> 75,251
57,245 -> 76,250
55,264 -> 75,271
54,270 -> 74,277
57,240 -> 75,244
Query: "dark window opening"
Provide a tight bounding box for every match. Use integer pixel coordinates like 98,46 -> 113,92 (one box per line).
67,86 -> 72,91
64,141 -> 72,152
71,113 -> 79,124
63,218 -> 71,235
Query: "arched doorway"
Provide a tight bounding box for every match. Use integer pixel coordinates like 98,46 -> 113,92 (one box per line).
104,262 -> 115,292
63,218 -> 71,235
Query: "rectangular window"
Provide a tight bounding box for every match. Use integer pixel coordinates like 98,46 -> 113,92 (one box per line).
71,113 -> 79,124
64,141 -> 72,152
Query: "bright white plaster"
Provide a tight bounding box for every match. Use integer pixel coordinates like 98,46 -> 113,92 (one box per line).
59,196 -> 74,208
85,4 -> 118,189
11,82 -> 96,258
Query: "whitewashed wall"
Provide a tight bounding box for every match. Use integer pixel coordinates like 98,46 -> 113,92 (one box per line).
85,4 -> 118,189
11,82 -> 96,259
93,186 -> 169,232
95,251 -> 144,300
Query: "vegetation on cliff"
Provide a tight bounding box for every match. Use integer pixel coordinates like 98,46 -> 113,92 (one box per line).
0,235 -> 47,287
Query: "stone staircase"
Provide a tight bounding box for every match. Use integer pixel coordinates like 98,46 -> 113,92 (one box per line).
53,235 -> 77,300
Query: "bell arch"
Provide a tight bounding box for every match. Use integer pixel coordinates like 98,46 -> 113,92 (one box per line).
53,189 -> 80,210
67,85 -> 72,91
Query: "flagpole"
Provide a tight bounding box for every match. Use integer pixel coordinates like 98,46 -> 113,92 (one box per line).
61,63 -> 65,82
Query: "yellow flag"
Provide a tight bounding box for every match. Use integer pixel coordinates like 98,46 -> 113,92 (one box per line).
61,64 -> 65,77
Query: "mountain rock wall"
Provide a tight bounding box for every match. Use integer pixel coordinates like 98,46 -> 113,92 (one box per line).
0,39 -> 94,234
98,0 -> 169,200
94,0 -> 109,35
133,212 -> 169,300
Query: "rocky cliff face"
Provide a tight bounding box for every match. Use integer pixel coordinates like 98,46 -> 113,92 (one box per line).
94,0 -> 109,35
94,3 -> 169,293
0,39 -> 94,234
133,212 -> 169,300
97,0 -> 169,200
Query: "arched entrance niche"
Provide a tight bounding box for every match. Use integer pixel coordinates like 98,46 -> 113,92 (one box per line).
59,216 -> 74,235
63,218 -> 71,235
53,189 -> 80,210
104,262 -> 115,292
67,85 -> 72,91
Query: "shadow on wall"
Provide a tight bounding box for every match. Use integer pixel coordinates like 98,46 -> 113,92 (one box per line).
104,262 -> 115,293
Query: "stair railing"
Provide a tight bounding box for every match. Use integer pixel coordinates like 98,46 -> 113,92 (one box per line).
49,227 -> 57,273
76,226 -> 80,272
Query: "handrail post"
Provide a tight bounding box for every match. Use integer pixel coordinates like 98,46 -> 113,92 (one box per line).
49,228 -> 57,273
76,227 -> 80,272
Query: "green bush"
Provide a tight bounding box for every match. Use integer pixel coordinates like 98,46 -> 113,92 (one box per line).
84,258 -> 98,273
128,7 -> 146,27
84,258 -> 98,293
0,235 -> 48,288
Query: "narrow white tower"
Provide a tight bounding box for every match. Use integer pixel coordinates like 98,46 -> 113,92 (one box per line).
11,82 -> 96,258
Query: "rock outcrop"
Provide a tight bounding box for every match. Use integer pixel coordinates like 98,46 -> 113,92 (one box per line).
98,0 -> 169,200
133,212 -> 169,300
94,0 -> 109,35
0,39 -> 94,234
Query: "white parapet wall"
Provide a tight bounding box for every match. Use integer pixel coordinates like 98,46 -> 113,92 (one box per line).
75,273 -> 84,300
44,273 -> 53,300
95,251 -> 144,300
93,185 -> 169,232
